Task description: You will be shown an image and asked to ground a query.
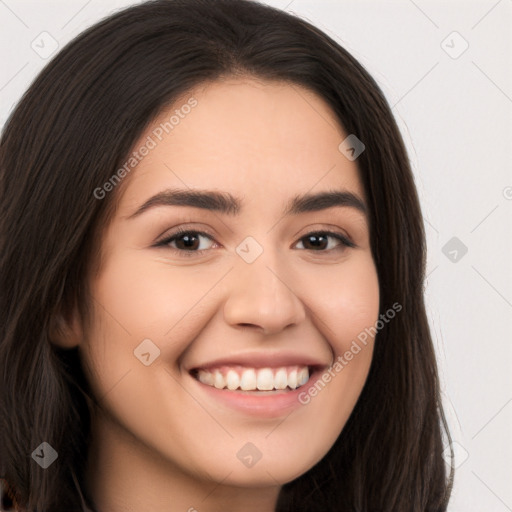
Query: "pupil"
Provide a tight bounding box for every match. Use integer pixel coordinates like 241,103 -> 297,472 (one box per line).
307,235 -> 326,250
181,234 -> 198,249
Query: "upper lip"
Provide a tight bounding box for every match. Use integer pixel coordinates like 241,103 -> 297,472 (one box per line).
188,350 -> 330,372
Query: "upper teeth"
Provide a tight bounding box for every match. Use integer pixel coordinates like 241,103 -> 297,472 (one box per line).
195,365 -> 310,391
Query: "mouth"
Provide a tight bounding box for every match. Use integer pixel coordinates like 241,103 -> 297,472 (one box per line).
187,364 -> 326,417
189,364 -> 318,393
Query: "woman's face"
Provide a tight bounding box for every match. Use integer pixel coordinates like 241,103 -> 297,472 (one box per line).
79,78 -> 379,489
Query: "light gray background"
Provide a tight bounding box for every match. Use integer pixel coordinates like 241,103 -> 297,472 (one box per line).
1,0 -> 511,510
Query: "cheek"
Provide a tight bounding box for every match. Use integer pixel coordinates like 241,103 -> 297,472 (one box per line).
87,249 -> 225,348
300,252 -> 380,350
287,255 -> 379,452
80,250 -> 233,403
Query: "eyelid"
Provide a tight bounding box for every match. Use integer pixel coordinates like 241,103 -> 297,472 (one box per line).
294,224 -> 354,246
154,223 -> 215,243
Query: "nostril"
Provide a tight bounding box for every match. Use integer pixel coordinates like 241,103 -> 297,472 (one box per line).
238,324 -> 257,331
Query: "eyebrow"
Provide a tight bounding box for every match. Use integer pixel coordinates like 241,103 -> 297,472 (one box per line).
126,188 -> 367,219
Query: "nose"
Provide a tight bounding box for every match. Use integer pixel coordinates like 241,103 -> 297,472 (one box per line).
223,252 -> 306,335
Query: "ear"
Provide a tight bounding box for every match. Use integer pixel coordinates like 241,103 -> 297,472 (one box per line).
49,304 -> 83,349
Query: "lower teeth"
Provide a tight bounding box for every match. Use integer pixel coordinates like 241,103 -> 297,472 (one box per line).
224,387 -> 295,392
195,377 -> 304,392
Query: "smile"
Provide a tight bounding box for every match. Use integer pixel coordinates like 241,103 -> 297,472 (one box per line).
191,365 -> 311,391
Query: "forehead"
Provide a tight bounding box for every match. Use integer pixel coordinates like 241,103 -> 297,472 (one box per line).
118,77 -> 365,214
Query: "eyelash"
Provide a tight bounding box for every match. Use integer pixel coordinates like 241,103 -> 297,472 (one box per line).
155,227 -> 356,257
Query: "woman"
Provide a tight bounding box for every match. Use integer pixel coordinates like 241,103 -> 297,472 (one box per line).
0,0 -> 454,510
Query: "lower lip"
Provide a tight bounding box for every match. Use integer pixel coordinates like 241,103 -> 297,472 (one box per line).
188,369 -> 322,418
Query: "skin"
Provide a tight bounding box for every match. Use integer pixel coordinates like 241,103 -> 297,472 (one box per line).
52,77 -> 380,512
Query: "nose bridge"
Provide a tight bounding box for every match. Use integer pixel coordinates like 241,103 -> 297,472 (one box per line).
222,235 -> 306,333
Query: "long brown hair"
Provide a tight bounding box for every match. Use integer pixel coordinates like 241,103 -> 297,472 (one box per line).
0,0 -> 453,510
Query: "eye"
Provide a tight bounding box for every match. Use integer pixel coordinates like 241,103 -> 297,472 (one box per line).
155,227 -> 216,256
154,228 -> 355,257
294,231 -> 355,252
